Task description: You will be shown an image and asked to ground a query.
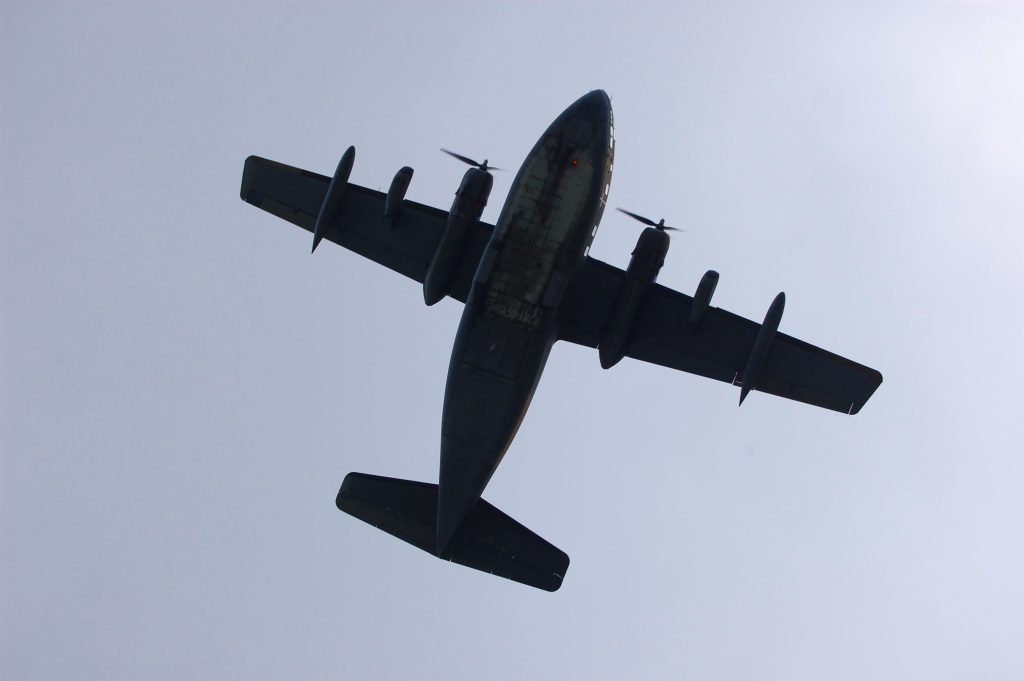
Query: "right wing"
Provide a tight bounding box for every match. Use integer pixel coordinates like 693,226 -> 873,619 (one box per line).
239,155 -> 493,302
560,257 -> 882,414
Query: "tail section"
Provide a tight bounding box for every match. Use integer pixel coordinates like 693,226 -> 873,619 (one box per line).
337,473 -> 569,592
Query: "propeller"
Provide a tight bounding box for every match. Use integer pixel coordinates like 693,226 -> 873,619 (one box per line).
616,207 -> 686,232
441,148 -> 502,173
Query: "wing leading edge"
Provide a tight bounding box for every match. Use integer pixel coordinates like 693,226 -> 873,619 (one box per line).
560,257 -> 882,414
240,155 -> 493,302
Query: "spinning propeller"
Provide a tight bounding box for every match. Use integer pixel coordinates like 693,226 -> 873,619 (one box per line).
441,148 -> 502,173
616,207 -> 686,232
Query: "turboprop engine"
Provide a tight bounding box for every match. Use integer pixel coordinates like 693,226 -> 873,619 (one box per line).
423,151 -> 495,305
598,209 -> 679,369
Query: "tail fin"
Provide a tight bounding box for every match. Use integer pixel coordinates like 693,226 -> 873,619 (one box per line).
337,473 -> 569,592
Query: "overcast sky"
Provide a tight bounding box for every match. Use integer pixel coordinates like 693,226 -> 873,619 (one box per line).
4,2 -> 1023,679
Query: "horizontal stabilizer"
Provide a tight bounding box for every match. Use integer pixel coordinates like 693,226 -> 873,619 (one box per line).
337,473 -> 569,591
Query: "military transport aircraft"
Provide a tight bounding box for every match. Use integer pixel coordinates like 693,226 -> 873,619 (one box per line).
239,90 -> 882,592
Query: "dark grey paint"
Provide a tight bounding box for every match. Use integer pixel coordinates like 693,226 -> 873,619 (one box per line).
239,90 -> 881,589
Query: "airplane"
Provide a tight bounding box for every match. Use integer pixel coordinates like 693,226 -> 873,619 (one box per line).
239,90 -> 882,592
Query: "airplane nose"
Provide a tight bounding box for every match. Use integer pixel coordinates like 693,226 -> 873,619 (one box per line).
556,91 -> 610,148
570,90 -> 610,122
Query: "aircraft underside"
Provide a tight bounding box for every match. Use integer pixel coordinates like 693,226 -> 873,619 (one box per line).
239,89 -> 881,591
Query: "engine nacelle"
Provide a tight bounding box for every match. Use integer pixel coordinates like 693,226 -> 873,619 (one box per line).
598,227 -> 671,369
384,166 -> 414,223
625,227 -> 670,282
423,168 -> 494,305
312,146 -> 355,253
451,166 -> 493,221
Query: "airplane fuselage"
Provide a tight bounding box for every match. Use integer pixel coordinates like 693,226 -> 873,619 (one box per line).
436,91 -> 614,552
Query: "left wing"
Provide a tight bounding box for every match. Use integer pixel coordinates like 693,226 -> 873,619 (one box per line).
240,155 -> 493,302
560,257 -> 882,414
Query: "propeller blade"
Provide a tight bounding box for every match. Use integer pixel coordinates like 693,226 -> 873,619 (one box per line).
616,207 -> 686,232
441,148 -> 502,172
617,207 -> 658,227
441,148 -> 478,166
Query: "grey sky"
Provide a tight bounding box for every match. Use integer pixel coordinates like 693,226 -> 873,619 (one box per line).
3,2 -> 1023,679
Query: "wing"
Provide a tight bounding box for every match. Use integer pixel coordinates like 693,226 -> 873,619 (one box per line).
239,155 -> 493,302
559,257 -> 882,414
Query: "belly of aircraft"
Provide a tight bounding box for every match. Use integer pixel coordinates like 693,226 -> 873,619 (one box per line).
442,132 -> 603,462
435,90 -> 612,552
484,134 -> 599,330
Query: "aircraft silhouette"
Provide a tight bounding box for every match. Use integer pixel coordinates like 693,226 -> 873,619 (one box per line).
240,91 -> 881,591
